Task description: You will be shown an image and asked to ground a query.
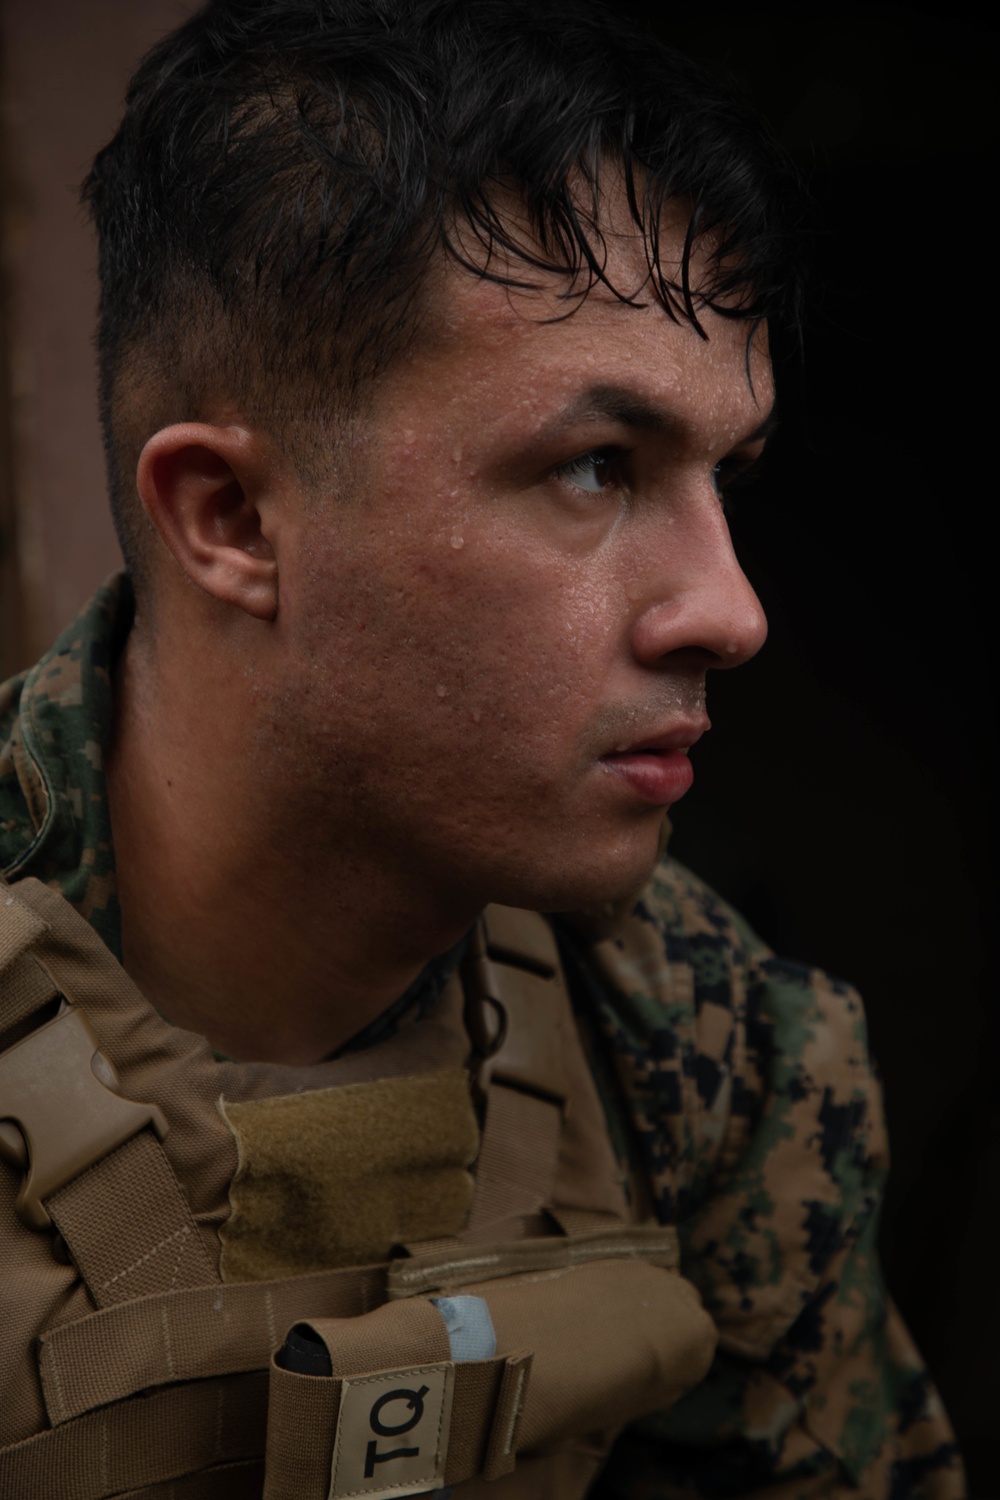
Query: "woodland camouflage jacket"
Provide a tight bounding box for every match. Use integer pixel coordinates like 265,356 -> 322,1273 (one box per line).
0,577 -> 963,1498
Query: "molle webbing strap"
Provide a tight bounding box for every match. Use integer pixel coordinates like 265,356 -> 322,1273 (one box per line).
0,879 -> 47,964
462,907 -> 568,1237
0,883 -> 59,1045
0,1371 -> 267,1500
0,880 -> 215,1304
386,1224 -> 681,1299
113,1459 -> 265,1499
39,1262 -> 387,1426
465,1084 -> 559,1232
0,952 -> 58,1044
46,1131 -> 213,1307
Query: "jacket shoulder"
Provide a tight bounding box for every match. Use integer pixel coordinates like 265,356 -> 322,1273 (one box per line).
0,668 -> 44,875
566,855 -> 886,1335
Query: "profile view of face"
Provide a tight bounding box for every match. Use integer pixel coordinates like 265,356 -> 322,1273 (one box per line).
269,203 -> 773,917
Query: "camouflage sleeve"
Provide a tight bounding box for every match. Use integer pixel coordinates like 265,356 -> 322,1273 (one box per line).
575,858 -> 964,1499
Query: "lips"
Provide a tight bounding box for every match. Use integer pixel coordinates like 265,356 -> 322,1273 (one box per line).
602,718 -> 708,757
599,724 -> 706,806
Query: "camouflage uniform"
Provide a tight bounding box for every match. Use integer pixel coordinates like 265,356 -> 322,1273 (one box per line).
0,576 -> 964,1498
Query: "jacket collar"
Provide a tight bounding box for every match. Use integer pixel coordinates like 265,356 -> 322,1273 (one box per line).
0,574 -> 130,957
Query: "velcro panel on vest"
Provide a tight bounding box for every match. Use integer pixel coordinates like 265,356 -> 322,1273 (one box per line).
265,1300 -> 529,1500
218,1069 -> 479,1282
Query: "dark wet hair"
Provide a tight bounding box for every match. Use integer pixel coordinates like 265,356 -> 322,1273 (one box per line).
84,0 -> 804,581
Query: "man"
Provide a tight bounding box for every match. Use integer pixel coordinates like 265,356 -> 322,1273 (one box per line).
0,1 -> 963,1496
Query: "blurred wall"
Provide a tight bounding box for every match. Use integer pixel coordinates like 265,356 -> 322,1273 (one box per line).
1,0 -> 197,672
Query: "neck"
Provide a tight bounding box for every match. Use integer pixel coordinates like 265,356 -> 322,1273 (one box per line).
106,623 -> 476,1065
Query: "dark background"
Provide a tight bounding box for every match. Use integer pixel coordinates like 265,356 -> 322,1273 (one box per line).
627,3 -> 995,1490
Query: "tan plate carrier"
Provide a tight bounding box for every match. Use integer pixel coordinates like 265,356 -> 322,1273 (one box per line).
0,875 -> 717,1500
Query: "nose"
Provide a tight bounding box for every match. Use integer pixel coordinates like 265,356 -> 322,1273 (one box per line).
628,503 -> 768,671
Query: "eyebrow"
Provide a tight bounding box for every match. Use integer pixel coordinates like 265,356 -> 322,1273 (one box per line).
547,383 -> 779,447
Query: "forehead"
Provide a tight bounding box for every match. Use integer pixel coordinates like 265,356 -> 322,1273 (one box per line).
378,204 -> 773,451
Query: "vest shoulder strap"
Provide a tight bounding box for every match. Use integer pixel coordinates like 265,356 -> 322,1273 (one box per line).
462,904 -> 628,1239
0,878 -> 216,1305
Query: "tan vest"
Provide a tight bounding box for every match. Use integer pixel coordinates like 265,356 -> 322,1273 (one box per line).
0,874 -> 717,1500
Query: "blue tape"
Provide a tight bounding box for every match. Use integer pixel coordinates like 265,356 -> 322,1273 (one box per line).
430,1294 -> 497,1362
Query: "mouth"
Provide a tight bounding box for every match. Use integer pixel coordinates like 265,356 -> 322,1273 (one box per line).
598,723 -> 707,806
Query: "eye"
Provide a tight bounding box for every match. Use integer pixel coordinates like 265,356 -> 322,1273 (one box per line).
554,446 -> 624,495
712,456 -> 760,514
711,461 -> 728,500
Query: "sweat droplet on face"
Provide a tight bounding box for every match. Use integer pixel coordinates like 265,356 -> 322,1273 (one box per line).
450,534 -> 465,549
436,684 -> 448,698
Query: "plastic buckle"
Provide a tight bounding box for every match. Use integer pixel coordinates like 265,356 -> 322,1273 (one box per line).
0,988 -> 168,1230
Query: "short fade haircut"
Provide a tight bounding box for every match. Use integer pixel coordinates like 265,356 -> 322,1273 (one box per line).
84,0 -> 803,586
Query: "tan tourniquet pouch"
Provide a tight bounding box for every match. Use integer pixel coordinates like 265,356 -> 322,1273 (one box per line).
263,1229 -> 717,1500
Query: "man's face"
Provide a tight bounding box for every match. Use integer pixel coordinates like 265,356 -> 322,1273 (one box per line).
273,211 -> 771,920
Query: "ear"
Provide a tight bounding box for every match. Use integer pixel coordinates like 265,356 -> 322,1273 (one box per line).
136,424 -> 281,620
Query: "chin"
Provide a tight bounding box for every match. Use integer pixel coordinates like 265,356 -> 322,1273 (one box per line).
486,827 -> 665,916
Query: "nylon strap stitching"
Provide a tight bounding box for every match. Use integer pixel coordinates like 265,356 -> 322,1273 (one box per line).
98,1224 -> 193,1295
160,1302 -> 175,1381
45,1341 -> 68,1427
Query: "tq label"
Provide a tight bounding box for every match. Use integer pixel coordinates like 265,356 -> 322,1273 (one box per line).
329,1363 -> 454,1500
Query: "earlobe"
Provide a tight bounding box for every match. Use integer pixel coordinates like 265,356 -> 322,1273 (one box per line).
136,424 -> 280,621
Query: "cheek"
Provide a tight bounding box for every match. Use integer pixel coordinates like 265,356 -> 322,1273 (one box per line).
402,551 -> 622,763
293,504 -> 625,764
332,540 -> 617,750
